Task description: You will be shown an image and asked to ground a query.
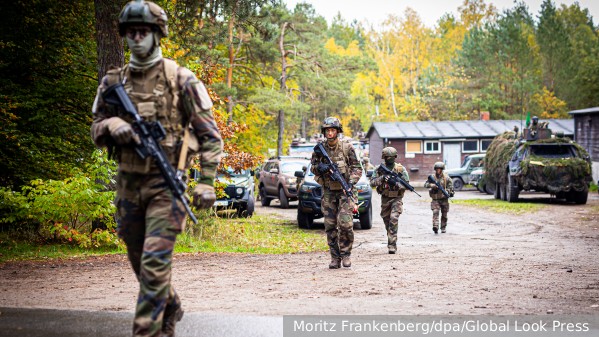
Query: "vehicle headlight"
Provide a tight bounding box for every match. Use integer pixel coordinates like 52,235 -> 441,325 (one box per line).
287,177 -> 297,185
236,187 -> 244,196
300,184 -> 317,192
356,184 -> 370,193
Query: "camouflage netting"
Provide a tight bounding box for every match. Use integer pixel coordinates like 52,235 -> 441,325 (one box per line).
485,131 -> 592,193
485,131 -> 517,186
518,138 -> 592,193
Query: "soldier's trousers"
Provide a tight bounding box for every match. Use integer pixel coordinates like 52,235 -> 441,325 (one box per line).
322,189 -> 354,259
431,198 -> 449,229
380,196 -> 403,248
115,172 -> 187,337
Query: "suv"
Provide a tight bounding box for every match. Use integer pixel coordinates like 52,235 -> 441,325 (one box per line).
213,167 -> 255,217
257,156 -> 310,209
295,163 -> 373,229
445,153 -> 485,191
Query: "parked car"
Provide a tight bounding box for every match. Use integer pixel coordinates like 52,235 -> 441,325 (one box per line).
469,168 -> 495,195
213,167 -> 255,217
295,163 -> 373,230
445,153 -> 486,191
257,156 -> 310,209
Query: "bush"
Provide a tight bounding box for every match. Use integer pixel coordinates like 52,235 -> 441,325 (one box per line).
0,150 -> 120,248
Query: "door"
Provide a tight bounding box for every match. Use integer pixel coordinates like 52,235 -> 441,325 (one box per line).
443,143 -> 461,170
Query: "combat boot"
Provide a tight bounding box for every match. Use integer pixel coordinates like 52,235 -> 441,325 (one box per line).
441,228 -> 446,233
432,227 -> 438,234
341,256 -> 351,268
329,257 -> 341,269
388,246 -> 396,254
162,303 -> 184,337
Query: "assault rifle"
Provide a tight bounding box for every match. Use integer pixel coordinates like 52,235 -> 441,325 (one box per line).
313,143 -> 357,204
102,83 -> 198,224
427,175 -> 453,200
377,164 -> 421,197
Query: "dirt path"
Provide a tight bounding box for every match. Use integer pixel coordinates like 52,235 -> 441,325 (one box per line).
1,190 -> 598,316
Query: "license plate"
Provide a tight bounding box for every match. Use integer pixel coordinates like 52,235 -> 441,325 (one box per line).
214,200 -> 229,207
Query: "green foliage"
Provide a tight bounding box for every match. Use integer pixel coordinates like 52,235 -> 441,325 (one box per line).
0,0 -> 98,188
1,150 -> 119,248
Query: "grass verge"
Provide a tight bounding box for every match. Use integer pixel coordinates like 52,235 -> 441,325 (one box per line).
0,214 -> 326,263
451,199 -> 546,214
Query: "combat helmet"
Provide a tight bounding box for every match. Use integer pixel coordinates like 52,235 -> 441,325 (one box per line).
434,161 -> 445,170
119,0 -> 168,38
381,147 -> 398,159
321,117 -> 343,134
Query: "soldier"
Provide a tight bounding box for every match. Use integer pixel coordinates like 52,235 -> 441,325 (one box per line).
311,117 -> 362,269
424,162 -> 454,234
362,156 -> 375,171
369,147 -> 409,254
90,1 -> 223,336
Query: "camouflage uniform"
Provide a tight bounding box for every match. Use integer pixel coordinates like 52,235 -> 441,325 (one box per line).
90,2 -> 222,336
311,139 -> 362,266
424,170 -> 454,233
370,162 -> 409,251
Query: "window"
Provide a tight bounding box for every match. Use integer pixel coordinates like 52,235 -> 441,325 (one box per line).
406,140 -> 422,153
462,140 -> 478,153
480,139 -> 493,152
424,141 -> 440,154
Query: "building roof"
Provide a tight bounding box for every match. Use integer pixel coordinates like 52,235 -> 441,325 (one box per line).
367,119 -> 573,140
568,107 -> 599,115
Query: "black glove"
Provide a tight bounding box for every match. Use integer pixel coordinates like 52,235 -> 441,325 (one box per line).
317,163 -> 330,175
384,176 -> 397,187
449,191 -> 455,197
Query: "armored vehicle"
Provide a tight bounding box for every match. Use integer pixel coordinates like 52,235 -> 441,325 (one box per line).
485,126 -> 592,204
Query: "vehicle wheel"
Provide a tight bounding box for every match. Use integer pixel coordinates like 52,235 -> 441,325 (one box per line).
493,182 -> 500,199
278,187 -> 289,209
499,183 -> 507,201
452,178 -> 464,191
571,190 -> 588,205
485,182 -> 496,195
297,210 -> 314,229
259,186 -> 271,206
506,174 -> 519,202
476,183 -> 485,193
245,193 -> 255,217
359,205 -> 373,230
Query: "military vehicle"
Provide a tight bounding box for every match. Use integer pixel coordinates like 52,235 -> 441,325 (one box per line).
445,153 -> 485,191
485,126 -> 592,204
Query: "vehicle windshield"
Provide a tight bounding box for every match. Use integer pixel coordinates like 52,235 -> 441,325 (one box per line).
289,145 -> 314,155
281,161 -> 307,174
218,167 -> 249,178
528,145 -> 576,159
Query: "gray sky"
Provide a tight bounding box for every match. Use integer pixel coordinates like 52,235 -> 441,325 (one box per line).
283,0 -> 599,28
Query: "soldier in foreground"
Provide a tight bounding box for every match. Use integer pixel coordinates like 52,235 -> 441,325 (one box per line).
90,1 -> 223,336
369,147 -> 409,254
424,162 -> 454,234
311,117 -> 362,269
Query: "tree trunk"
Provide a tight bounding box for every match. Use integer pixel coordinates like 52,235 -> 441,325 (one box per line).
226,1 -> 238,122
277,22 -> 290,157
94,0 -> 124,82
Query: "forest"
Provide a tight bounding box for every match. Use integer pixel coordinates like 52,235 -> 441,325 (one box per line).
0,0 -> 597,243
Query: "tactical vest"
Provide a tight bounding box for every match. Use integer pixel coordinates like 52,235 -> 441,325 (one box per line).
429,173 -> 450,200
105,59 -> 186,174
317,140 -> 353,191
377,163 -> 406,198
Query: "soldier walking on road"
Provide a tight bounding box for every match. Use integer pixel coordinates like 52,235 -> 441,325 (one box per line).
311,117 -> 362,269
424,162 -> 454,234
90,1 -> 223,336
370,147 -> 409,254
